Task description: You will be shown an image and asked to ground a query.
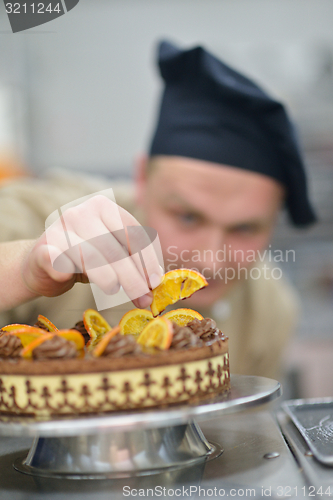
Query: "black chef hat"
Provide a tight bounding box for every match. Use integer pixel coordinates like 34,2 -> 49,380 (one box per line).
149,40 -> 316,226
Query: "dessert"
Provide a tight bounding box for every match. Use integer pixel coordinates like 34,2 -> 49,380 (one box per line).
0,271 -> 230,417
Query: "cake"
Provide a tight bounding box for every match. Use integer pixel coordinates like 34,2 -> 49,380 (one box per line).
0,316 -> 229,417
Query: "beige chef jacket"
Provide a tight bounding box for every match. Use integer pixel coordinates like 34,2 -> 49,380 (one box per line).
0,169 -> 298,379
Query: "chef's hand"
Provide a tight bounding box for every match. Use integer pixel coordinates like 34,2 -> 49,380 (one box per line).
20,195 -> 163,308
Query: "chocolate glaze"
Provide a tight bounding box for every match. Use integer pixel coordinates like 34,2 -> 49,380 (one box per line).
0,334 -> 22,358
33,336 -> 77,360
103,333 -> 143,358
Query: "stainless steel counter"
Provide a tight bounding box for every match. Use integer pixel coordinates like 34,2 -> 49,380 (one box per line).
1,406 -> 331,499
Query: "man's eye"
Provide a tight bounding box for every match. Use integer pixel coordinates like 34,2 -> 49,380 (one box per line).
177,213 -> 200,226
231,224 -> 259,235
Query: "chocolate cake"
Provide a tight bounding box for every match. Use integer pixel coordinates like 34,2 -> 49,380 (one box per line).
0,318 -> 230,416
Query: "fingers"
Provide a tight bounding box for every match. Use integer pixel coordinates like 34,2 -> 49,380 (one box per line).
124,225 -> 163,289
132,293 -> 153,309
85,259 -> 120,295
21,242 -> 77,298
40,245 -> 75,282
43,195 -> 163,302
50,230 -> 124,295
59,213 -> 151,299
36,244 -> 75,283
100,200 -> 163,285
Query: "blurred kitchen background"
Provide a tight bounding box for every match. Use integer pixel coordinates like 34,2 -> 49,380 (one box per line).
0,0 -> 332,398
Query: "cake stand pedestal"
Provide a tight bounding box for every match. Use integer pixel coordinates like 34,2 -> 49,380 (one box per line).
0,375 -> 281,479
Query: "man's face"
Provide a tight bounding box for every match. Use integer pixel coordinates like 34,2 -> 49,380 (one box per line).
136,156 -> 284,307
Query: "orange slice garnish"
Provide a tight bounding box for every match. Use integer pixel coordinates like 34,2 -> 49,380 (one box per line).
55,330 -> 85,350
1,324 -> 35,332
37,314 -> 58,332
6,328 -> 48,347
162,308 -> 203,326
119,309 -> 153,336
137,317 -> 173,350
92,326 -> 121,357
179,270 -> 208,299
20,330 -> 84,358
83,309 -> 111,341
150,269 -> 208,317
21,334 -> 54,358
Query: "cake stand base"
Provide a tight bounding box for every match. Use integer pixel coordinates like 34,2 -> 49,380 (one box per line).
13,422 -> 222,479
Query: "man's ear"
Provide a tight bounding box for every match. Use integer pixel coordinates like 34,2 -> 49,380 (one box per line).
134,153 -> 149,206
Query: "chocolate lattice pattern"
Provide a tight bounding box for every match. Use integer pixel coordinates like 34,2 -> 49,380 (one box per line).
0,353 -> 229,416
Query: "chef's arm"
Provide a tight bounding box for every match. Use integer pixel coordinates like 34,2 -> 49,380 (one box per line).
0,196 -> 163,315
0,240 -> 38,313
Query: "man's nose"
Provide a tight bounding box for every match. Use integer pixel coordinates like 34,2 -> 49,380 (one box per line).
197,228 -> 226,265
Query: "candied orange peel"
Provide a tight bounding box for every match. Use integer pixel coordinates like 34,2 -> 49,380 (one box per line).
20,330 -> 85,358
37,314 -> 58,332
83,309 -> 111,341
1,323 -> 36,332
92,326 -> 121,358
119,309 -> 153,336
137,317 -> 173,350
162,308 -> 203,326
56,330 -> 85,350
5,327 -> 48,347
150,269 -> 208,317
21,333 -> 54,358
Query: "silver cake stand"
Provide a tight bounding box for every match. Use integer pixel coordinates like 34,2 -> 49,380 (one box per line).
0,375 -> 281,479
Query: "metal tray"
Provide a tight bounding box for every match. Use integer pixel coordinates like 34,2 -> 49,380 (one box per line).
282,398 -> 333,466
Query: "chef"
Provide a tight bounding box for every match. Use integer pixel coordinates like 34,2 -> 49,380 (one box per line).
0,40 -> 316,379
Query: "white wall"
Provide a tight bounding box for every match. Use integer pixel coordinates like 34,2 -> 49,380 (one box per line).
1,0 -> 333,174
